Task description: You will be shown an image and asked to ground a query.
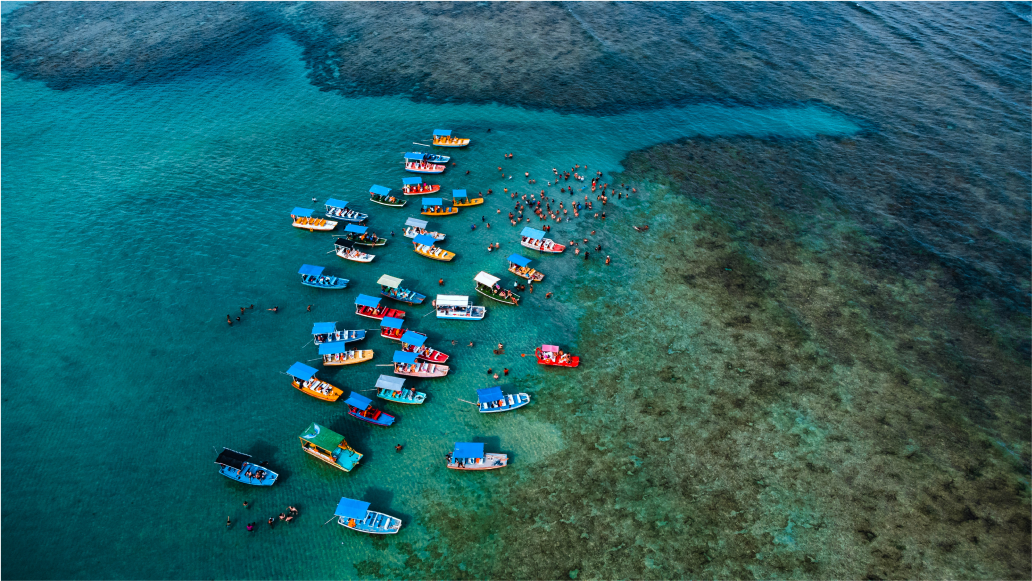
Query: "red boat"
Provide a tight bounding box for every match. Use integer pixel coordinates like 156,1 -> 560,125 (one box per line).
355,294 -> 406,320
535,345 -> 579,368
400,330 -> 450,363
380,317 -> 407,341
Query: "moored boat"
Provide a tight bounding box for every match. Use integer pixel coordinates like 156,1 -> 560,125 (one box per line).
475,386 -> 530,413
446,442 -> 508,470
520,227 -> 565,253
375,374 -> 426,405
299,264 -> 348,290
344,392 -> 396,427
342,224 -> 388,247
401,177 -> 440,196
299,422 -> 363,471
473,271 -> 520,305
451,189 -> 483,207
319,342 -> 374,366
507,253 -> 544,282
287,362 -> 344,401
379,316 -> 407,341
334,497 -> 402,534
215,448 -> 278,486
311,322 -> 366,345
403,217 -> 446,241
292,207 -> 337,231
435,295 -> 486,320
393,350 -> 449,378
334,238 -> 376,263
378,274 -> 426,305
535,344 -> 580,367
408,150 -> 450,163
404,152 -> 446,174
432,129 -> 470,148
355,294 -> 406,320
400,330 -> 449,364
325,199 -> 369,223
369,184 -> 407,207
420,197 -> 459,217
413,234 -> 455,261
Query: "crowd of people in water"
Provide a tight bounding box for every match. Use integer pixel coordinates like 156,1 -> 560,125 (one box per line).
229,504 -> 299,531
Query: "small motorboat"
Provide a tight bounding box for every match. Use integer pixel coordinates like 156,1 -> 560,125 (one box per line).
404,152 -> 446,174
535,344 -> 580,367
334,238 -> 375,263
374,375 -> 426,405
344,392 -> 396,427
474,386 -> 530,413
451,189 -> 483,207
299,264 -> 348,290
507,253 -> 544,282
473,271 -> 520,305
392,350 -> 449,378
401,177 -> 440,196
215,448 -> 278,486
399,330 -> 449,363
342,224 -> 388,247
291,207 -> 337,231
369,184 -> 407,207
334,497 -> 402,534
355,294 -> 406,320
407,151 -> 450,164
520,227 -> 566,253
434,295 -> 486,320
287,362 -> 344,402
403,217 -> 445,241
319,342 -> 374,366
378,274 -> 426,305
420,197 -> 459,217
432,129 -> 470,148
379,316 -> 407,341
311,322 -> 366,346
413,234 -> 455,261
324,199 -> 369,223
299,422 -> 363,471
446,442 -> 508,471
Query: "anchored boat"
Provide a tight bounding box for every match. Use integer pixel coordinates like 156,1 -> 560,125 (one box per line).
355,294 -> 406,320
325,199 -> 369,223
334,497 -> 402,535
475,386 -> 530,413
299,422 -> 363,471
432,129 -> 470,148
287,362 -> 344,402
420,197 -> 459,217
408,150 -> 450,163
379,316 -> 407,341
403,217 -> 446,241
342,224 -> 387,247
344,392 -> 396,427
446,442 -> 508,471
435,295 -> 486,320
393,350 -> 449,378
375,374 -> 426,405
404,152 -> 446,174
401,177 -> 440,196
334,238 -> 375,263
299,264 -> 348,290
413,234 -> 455,261
400,330 -> 449,364
378,274 -> 426,305
369,184 -> 407,208
473,271 -> 520,305
451,189 -> 483,207
535,344 -> 580,368
311,322 -> 366,346
507,253 -> 544,282
292,207 -> 337,231
215,448 -> 278,486
319,342 -> 374,366
520,227 -> 565,253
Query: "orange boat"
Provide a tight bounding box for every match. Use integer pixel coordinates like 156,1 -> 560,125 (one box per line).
286,362 -> 344,401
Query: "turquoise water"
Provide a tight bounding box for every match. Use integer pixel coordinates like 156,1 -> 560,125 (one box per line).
1,34 -> 861,578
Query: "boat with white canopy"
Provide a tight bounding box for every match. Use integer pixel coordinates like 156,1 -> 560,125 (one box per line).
403,217 -> 445,241
378,274 -> 426,305
434,295 -> 485,320
473,271 -> 519,305
375,375 -> 426,405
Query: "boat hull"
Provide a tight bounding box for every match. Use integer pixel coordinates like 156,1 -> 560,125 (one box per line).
346,235 -> 388,247
348,407 -> 396,427
394,363 -> 449,378
479,392 -> 530,413
380,288 -> 426,305
369,195 -> 407,207
336,249 -> 375,263
356,306 -> 406,320
535,354 -> 580,368
293,219 -> 338,231
323,350 -> 374,366
326,208 -> 369,223
475,284 -> 519,305
520,238 -> 565,253
432,138 -> 469,148
293,379 -> 344,401
414,246 -> 455,261
403,227 -> 446,241
314,330 -> 366,345
219,463 -> 278,486
421,208 -> 459,217
509,265 -> 544,282
453,198 -> 484,207
405,163 -> 445,174
402,185 -> 441,196
338,511 -> 402,534
436,306 -> 486,320
302,280 -> 349,290
301,446 -> 362,472
447,453 -> 508,470
377,388 -> 427,405
401,344 -> 449,364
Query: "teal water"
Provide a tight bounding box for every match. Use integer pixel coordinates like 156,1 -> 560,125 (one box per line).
2,33 -> 865,579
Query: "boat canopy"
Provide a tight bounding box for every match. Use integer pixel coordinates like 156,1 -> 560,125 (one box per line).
375,375 -> 406,391
436,295 -> 469,307
421,197 -> 443,206
380,316 -> 404,330
318,342 -> 352,355
541,344 -> 560,352
287,362 -> 319,381
404,152 -> 427,161
344,392 -> 372,409
477,386 -> 504,403
344,224 -> 368,234
311,322 -> 337,335
433,129 -> 452,136
298,264 -> 325,276
393,351 -> 418,364
413,234 -> 437,246
299,422 -> 343,451
452,189 -> 467,198
355,294 -> 381,308
453,442 -> 485,459
521,227 -> 545,240
214,448 -> 251,469
400,331 -> 426,346
405,217 -> 428,228
324,198 -> 348,209
377,275 -> 403,288
334,238 -> 355,249
474,272 -> 500,287
508,254 -> 532,267
369,184 -> 391,196
291,207 -> 313,217
335,497 -> 371,519
402,177 -> 424,186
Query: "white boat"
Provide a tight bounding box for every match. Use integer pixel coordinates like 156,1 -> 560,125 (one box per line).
334,497 -> 402,535
434,295 -> 485,320
520,227 -> 566,254
334,238 -> 375,263
403,217 -> 446,241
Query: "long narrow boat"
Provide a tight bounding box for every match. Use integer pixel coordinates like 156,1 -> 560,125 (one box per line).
344,392 -> 396,427
420,197 -> 459,217
378,274 -> 426,305
535,344 -> 580,368
325,199 -> 369,223
432,129 -> 470,148
413,234 -> 456,261
215,448 -> 278,486
475,386 -> 530,413
299,264 -> 348,290
292,207 -> 337,231
507,253 -> 545,282
408,150 -> 450,164
435,295 -> 486,320
355,294 -> 406,320
311,322 -> 366,346
287,362 -> 344,401
369,184 -> 407,208
473,271 -> 520,305
451,189 -> 483,207
403,217 -> 446,241
334,497 -> 402,534
520,227 -> 566,253
342,224 -> 388,247
446,442 -> 508,471
379,316 -> 407,341
299,422 -> 363,471
401,177 -> 440,196
334,238 -> 376,263
393,350 -> 449,378
400,330 -> 449,364
404,153 -> 446,174
319,342 -> 374,366
375,375 -> 426,405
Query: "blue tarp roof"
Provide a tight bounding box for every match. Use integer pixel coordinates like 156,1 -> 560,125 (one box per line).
521,227 -> 545,240
452,189 -> 466,198
299,264 -> 325,276
400,331 -> 426,346
508,254 -> 531,267
402,177 -> 424,185
433,129 -> 451,136
369,184 -> 391,196
287,362 -> 318,381
454,442 -> 485,459
421,197 -> 443,206
344,392 -> 372,409
291,207 -> 313,217
404,152 -> 426,160
319,342 -> 352,355
393,351 -> 418,364
355,294 -> 381,308
413,234 -> 437,246
380,316 -> 404,329
477,386 -> 504,403
311,322 -> 336,335
324,198 -> 348,209
334,497 -> 371,519
345,224 -> 367,234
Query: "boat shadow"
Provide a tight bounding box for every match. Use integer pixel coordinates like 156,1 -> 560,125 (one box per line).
469,435 -> 516,465
362,487 -> 415,524
246,438 -> 292,482
326,417 -> 377,466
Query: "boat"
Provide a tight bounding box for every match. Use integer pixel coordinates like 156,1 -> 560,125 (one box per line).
435,295 -> 486,320
299,264 -> 348,290
298,422 -> 363,471
507,253 -> 544,282
420,197 -> 459,217
375,374 -> 426,405
520,227 -> 566,253
291,207 -> 337,231
404,152 -> 446,174
344,392 -> 396,427
342,224 -> 388,247
535,344 -> 580,367
413,234 -> 456,261
311,322 -> 366,345
334,497 -> 402,535
399,330 -> 449,364
215,448 -> 278,486
407,150 -> 450,164
378,274 -> 426,305
369,184 -> 407,208
287,362 -> 344,402
392,350 -> 449,378
355,294 -> 406,320
401,177 -> 440,196
451,189 -> 483,207
475,386 -> 530,413
324,199 -> 369,224
319,342 -> 374,366
473,271 -> 520,305
334,238 -> 375,263
379,316 -> 407,341
432,129 -> 470,148
446,442 -> 508,471
403,217 -> 446,241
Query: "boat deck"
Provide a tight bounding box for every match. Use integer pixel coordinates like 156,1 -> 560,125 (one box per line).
340,511 -> 402,534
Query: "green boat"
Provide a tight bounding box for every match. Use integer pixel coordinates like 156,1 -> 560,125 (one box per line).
369,184 -> 407,207
343,224 -> 388,247
473,271 -> 520,305
374,375 -> 426,405
298,422 -> 363,471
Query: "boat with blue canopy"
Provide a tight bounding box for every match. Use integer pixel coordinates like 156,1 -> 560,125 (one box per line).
378,274 -> 426,305
393,350 -> 449,378
432,129 -> 470,148
324,199 -> 369,223
299,422 -> 363,471
400,330 -> 449,363
319,342 -> 374,366
401,177 -> 440,196
215,448 -> 278,486
404,152 -> 446,174
379,316 -> 408,341
292,207 -> 337,231
451,189 -> 483,207
369,184 -> 407,208
413,233 -> 455,261
344,392 -> 396,427
355,294 -> 406,320
446,442 -> 508,471
334,238 -> 375,263
420,197 -> 459,217
520,227 -> 565,253
403,217 -> 446,241
375,375 -> 426,405
311,322 -> 366,345
507,253 -> 544,281
334,497 -> 402,534
473,271 -> 520,305
435,295 -> 486,320
299,264 -> 348,289
287,361 -> 344,401
475,386 -> 530,413
342,224 -> 388,247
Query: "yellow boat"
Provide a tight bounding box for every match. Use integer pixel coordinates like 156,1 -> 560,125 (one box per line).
451,189 -> 483,207
291,207 -> 337,231
320,344 -> 374,366
432,129 -> 470,148
420,197 -> 459,216
412,234 -> 455,261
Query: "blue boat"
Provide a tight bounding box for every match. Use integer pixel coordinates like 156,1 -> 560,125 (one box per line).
375,374 -> 426,405
311,322 -> 366,346
377,274 -> 426,305
215,448 -> 278,486
344,392 -> 396,427
324,198 -> 369,223
406,151 -> 450,164
476,386 -> 530,413
334,497 -> 402,534
299,264 -> 348,289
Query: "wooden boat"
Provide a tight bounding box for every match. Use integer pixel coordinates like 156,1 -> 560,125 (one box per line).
355,294 -> 406,320
324,198 -> 369,223
432,129 -> 470,148
375,375 -> 426,405
399,330 -> 449,364
413,234 -> 455,261
292,207 -> 337,231
215,448 -> 278,486
319,343 -> 374,366
392,350 -> 449,378
507,253 -> 544,282
404,153 -> 446,174
403,217 -> 446,241
401,177 -> 440,196
520,227 -> 565,253
342,224 -> 388,247
299,264 -> 348,290
344,392 -> 396,427
451,189 -> 483,207
420,197 -> 459,217
473,271 -> 520,305
535,344 -> 580,368
369,184 -> 407,207
435,295 -> 486,320
379,316 -> 407,341
311,322 -> 366,346
474,386 -> 530,413
299,422 -> 363,471
334,497 -> 402,534
287,362 -> 344,402
378,274 -> 426,305
446,442 -> 508,471
334,238 -> 375,263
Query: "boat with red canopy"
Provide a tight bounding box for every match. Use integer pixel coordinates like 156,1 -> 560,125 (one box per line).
535,345 -> 580,367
